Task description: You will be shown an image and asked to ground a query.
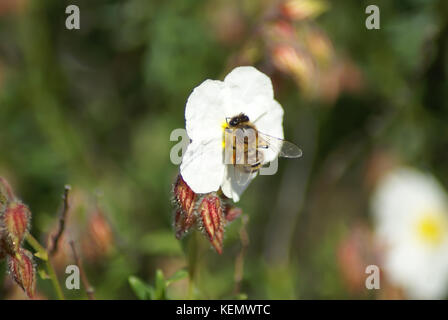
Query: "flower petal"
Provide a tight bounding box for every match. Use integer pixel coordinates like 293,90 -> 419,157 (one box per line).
185,79 -> 226,142
180,138 -> 225,194
224,66 -> 274,101
222,67 -> 276,123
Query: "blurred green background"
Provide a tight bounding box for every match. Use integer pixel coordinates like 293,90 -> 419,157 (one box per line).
0,0 -> 447,299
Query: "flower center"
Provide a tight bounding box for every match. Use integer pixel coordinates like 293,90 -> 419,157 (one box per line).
415,212 -> 447,247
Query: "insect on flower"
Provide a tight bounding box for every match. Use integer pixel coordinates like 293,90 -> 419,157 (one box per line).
224,112 -> 302,185
180,66 -> 302,202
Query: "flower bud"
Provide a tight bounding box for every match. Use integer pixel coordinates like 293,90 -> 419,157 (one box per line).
1,200 -> 31,253
280,0 -> 328,21
304,28 -> 334,66
7,248 -> 36,299
271,44 -> 317,95
89,210 -> 114,252
173,175 -> 198,239
82,210 -> 115,262
211,227 -> 224,255
224,205 -> 242,223
265,20 -> 296,42
199,194 -> 224,254
174,209 -> 197,240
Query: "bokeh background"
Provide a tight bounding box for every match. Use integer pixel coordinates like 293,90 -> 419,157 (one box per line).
1,0 -> 448,299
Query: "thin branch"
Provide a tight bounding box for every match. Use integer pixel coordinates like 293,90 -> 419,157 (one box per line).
48,185 -> 71,256
69,241 -> 95,300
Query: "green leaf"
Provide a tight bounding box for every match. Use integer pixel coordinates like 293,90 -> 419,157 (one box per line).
166,269 -> 188,286
139,230 -> 183,256
154,269 -> 166,300
128,276 -> 153,300
234,293 -> 248,300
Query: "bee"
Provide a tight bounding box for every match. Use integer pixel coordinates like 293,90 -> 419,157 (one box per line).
224,112 -> 302,185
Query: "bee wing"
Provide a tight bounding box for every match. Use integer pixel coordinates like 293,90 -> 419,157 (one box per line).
232,165 -> 253,186
226,164 -> 257,188
257,132 -> 303,158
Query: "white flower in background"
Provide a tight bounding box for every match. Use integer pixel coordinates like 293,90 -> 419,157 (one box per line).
180,66 -> 284,202
372,167 -> 448,299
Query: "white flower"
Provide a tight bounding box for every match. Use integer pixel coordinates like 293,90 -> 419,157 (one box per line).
372,167 -> 448,299
180,66 -> 284,202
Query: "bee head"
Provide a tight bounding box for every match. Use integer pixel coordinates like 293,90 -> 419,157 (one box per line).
228,113 -> 250,127
229,118 -> 239,127
240,114 -> 249,123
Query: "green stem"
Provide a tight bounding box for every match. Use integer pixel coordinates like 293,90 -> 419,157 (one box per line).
26,234 -> 65,300
45,259 -> 65,300
186,232 -> 199,299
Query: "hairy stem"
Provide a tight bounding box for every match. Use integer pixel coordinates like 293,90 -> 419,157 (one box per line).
26,234 -> 65,300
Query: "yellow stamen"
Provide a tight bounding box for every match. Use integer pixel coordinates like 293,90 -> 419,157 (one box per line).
221,121 -> 229,149
415,212 -> 447,246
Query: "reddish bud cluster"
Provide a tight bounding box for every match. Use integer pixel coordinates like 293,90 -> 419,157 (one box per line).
173,175 -> 197,239
2,201 -> 31,252
198,194 -> 225,254
0,177 -> 36,298
173,175 -> 242,254
7,248 -> 36,298
223,0 -> 363,103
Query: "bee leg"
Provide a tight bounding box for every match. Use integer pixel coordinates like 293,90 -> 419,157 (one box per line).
250,162 -> 261,170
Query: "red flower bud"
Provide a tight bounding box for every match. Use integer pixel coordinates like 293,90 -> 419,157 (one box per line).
304,28 -> 334,65
271,45 -> 316,94
7,248 -> 36,299
81,210 -> 115,262
280,0 -> 328,21
174,209 -> 197,240
1,201 -> 31,253
265,20 -> 295,41
224,205 -> 242,223
199,194 -> 224,254
173,175 -> 198,239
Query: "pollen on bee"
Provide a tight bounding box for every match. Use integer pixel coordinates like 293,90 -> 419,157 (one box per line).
221,121 -> 229,149
221,122 -> 229,130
